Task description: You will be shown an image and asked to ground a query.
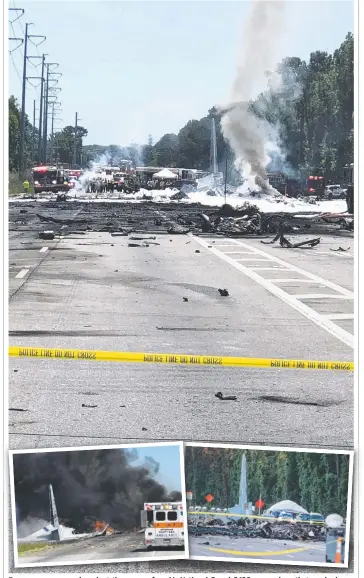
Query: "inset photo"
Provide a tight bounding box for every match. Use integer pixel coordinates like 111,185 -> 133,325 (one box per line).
185,443 -> 353,567
10,442 -> 188,567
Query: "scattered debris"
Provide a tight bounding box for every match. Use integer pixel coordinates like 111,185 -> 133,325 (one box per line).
195,250 -> 201,254
142,427 -> 147,431
13,369 -> 19,372
183,297 -> 189,302
81,403 -> 97,408
261,225 -> 320,248
218,288 -> 229,297
330,246 -> 350,252
129,236 -> 156,241
215,392 -> 237,401
9,408 -> 28,412
39,230 -> 55,240
120,405 -> 126,408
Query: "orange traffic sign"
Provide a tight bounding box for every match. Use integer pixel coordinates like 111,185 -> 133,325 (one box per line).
205,494 -> 214,503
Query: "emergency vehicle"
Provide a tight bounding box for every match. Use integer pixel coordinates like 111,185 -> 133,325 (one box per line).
141,502 -> 185,549
32,166 -> 69,193
306,175 -> 325,197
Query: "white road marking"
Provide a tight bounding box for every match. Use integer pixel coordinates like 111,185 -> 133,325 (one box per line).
39,246 -> 48,253
15,268 -> 30,279
250,266 -> 288,271
235,258 -> 272,262
295,294 -> 353,300
223,250 -> 256,255
325,313 -> 354,320
193,237 -> 354,348
216,238 -> 354,297
319,251 -> 353,258
272,278 -> 323,283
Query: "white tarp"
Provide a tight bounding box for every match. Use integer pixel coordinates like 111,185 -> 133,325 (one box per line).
266,500 -> 308,514
152,168 -> 178,180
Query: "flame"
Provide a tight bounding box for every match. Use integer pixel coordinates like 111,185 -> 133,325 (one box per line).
93,520 -> 114,534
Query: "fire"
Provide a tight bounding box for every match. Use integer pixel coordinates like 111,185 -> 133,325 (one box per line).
93,520 -> 114,534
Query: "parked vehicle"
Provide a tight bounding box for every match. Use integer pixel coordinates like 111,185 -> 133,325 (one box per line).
324,184 -> 347,199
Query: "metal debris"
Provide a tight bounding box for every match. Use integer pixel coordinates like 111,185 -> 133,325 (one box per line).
261,225 -> 320,248
9,408 -> 28,412
81,403 -> 97,408
39,231 -> 55,240
215,392 -> 237,401
330,246 -> 350,252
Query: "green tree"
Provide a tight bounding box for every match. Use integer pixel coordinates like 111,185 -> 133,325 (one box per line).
53,125 -> 88,166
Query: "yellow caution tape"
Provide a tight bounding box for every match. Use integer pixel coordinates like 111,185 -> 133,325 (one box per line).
8,346 -> 353,371
188,511 -> 324,524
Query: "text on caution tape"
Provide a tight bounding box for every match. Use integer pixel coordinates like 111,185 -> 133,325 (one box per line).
8,347 -> 354,371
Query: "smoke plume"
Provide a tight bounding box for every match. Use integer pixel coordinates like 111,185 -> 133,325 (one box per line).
13,449 -> 182,533
220,1 -> 287,193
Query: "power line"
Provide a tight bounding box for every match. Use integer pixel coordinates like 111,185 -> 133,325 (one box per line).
9,51 -> 22,82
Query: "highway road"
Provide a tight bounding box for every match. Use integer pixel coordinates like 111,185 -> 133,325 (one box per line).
8,202 -> 354,573
189,535 -> 327,564
8,203 -> 354,450
16,533 -> 185,566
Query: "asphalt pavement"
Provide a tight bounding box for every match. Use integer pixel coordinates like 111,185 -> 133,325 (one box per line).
9,224 -> 353,449
8,203 -> 354,574
16,534 -> 185,566
189,535 -> 326,564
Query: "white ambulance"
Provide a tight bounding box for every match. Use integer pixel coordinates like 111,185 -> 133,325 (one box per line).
141,502 -> 185,549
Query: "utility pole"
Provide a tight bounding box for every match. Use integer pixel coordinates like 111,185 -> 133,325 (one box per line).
37,54 -> 46,164
8,8 -> 24,53
31,99 -> 36,165
18,24 -> 46,177
42,64 -> 49,163
42,63 -> 60,163
73,112 -> 78,168
19,22 -> 30,178
224,157 -> 228,205
49,101 -> 62,164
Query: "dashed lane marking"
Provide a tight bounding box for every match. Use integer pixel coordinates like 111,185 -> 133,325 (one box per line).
15,268 -> 30,279
193,237 -> 354,349
294,294 -> 353,300
325,313 -> 354,320
39,246 -> 48,253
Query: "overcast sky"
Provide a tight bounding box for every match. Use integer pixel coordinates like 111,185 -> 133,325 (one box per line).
8,0 -> 353,146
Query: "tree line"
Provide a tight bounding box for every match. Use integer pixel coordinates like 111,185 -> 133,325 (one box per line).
142,32 -> 353,179
9,95 -> 88,173
9,32 -> 352,181
184,447 -> 350,517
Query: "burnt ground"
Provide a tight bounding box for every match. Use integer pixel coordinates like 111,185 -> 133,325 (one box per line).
8,200 -> 354,238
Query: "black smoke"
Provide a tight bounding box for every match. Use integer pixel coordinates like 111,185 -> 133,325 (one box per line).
12,449 -> 182,533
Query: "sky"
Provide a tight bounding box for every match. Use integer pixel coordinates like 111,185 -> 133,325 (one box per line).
8,0 -> 353,147
129,444 -> 182,492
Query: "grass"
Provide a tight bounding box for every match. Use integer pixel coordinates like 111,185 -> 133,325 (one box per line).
8,171 -> 33,197
18,542 -> 57,556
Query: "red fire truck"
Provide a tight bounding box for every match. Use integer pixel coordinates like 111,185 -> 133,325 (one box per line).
32,166 -> 69,193
306,175 -> 325,197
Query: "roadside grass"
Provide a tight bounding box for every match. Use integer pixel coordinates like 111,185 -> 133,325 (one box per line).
18,542 -> 58,556
9,171 -> 34,197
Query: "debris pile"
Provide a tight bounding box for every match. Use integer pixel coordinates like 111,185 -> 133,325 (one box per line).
8,200 -> 354,239
188,515 -> 325,541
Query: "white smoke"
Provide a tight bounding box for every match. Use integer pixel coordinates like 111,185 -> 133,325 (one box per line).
220,0 -> 287,194
17,516 -> 49,539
